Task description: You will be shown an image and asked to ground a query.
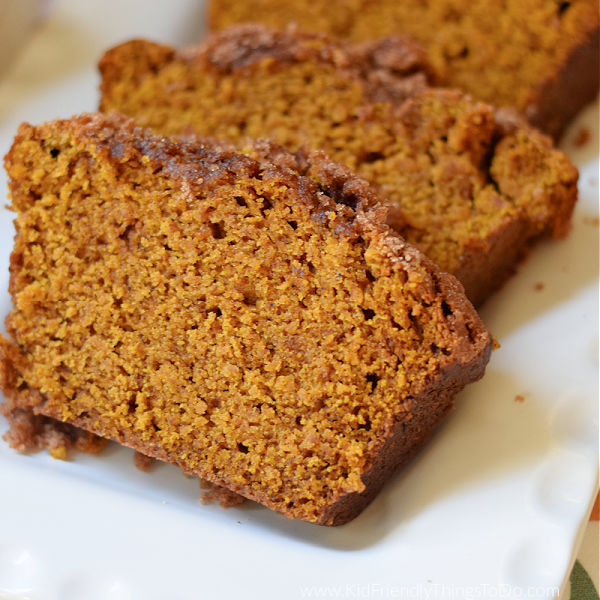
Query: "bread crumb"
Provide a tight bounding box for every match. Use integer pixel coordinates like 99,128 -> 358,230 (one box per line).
574,128 -> 590,147
2,408 -> 107,456
492,336 -> 501,351
534,282 -> 544,291
583,216 -> 599,227
49,445 -> 67,460
200,479 -> 246,508
133,451 -> 156,472
514,394 -> 525,403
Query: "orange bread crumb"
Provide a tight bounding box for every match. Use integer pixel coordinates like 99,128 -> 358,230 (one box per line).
200,480 -> 246,508
133,451 -> 156,472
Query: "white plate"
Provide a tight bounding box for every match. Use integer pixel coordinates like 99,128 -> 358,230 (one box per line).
0,2 -> 598,599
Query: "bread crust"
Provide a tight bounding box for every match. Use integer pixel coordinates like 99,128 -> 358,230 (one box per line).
525,26 -> 599,139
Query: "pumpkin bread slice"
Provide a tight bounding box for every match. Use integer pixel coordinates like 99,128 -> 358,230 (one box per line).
209,0 -> 599,139
98,25 -> 578,306
0,113 -> 491,525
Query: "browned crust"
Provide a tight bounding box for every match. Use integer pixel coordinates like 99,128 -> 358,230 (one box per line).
99,24 -> 435,113
322,385 -> 457,525
321,269 -> 490,525
189,23 -> 436,91
1,113 -> 492,524
451,212 -> 530,308
525,26 -> 600,140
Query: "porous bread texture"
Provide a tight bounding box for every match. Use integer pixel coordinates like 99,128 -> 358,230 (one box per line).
209,0 -> 600,139
0,113 -> 491,525
98,25 -> 579,306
